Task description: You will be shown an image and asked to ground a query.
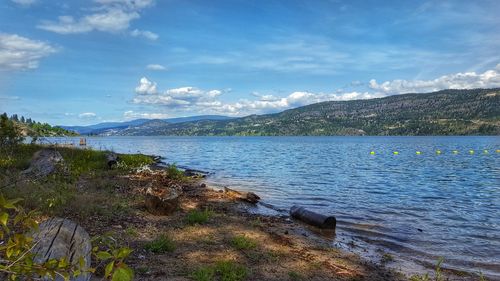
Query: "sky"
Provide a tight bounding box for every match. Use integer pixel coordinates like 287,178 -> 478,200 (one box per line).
0,0 -> 499,125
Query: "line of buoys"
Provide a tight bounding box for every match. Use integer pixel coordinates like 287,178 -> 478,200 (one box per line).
370,149 -> 498,155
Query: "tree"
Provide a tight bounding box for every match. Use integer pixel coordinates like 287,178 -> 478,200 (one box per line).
10,114 -> 18,122
0,114 -> 24,149
20,116 -> 25,123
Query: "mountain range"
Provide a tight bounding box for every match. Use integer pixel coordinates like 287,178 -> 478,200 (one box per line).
66,88 -> 500,136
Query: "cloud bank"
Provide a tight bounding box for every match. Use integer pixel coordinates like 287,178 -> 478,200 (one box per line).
130,65 -> 500,117
37,0 -> 157,38
0,33 -> 56,71
369,64 -> 500,94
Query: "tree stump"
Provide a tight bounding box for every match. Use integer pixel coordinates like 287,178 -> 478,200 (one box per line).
22,149 -> 65,177
32,218 -> 92,281
224,187 -> 260,204
105,153 -> 119,168
145,187 -> 180,215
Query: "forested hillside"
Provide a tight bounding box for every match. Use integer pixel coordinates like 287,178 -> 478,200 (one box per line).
105,88 -> 500,136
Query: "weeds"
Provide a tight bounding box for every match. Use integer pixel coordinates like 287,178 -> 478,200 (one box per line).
230,235 -> 257,250
288,271 -> 304,280
186,208 -> 213,225
409,257 -> 445,281
144,235 -> 176,253
191,261 -> 248,281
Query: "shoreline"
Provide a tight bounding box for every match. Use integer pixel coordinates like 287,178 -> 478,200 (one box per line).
2,144 -> 495,280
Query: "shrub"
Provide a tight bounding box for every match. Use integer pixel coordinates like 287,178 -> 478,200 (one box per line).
144,235 -> 176,253
166,164 -> 185,180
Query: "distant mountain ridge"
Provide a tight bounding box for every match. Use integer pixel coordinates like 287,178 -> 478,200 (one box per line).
99,88 -> 500,136
61,115 -> 235,134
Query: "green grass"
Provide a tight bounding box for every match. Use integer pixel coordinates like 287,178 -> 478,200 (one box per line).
191,266 -> 215,281
288,271 -> 304,280
186,208 -> 213,225
191,261 -> 247,281
230,235 -> 257,250
166,163 -> 185,180
144,235 -> 176,253
409,258 -> 445,281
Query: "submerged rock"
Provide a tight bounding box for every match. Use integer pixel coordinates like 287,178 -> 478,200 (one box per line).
22,148 -> 65,177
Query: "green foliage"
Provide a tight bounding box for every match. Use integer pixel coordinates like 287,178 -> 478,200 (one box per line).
0,193 -> 135,281
191,261 -> 248,281
215,260 -> 248,281
409,257 -> 445,281
230,235 -> 257,250
117,154 -> 154,170
288,270 -> 304,280
186,208 -> 213,225
0,114 -> 24,154
92,234 -> 134,281
166,163 -> 186,180
0,194 -> 84,280
144,234 -> 176,253
191,266 -> 215,281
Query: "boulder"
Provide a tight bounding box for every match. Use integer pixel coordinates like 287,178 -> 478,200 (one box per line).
32,218 -> 92,281
145,187 -> 180,215
22,149 -> 65,177
224,187 -> 260,204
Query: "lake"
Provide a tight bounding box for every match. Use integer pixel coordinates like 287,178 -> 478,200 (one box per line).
46,136 -> 500,278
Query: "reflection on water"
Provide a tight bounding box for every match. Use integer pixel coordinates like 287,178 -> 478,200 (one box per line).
47,136 -> 500,278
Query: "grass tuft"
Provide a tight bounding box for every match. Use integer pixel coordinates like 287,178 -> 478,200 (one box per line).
144,234 -> 176,253
191,266 -> 215,281
186,208 -> 213,225
230,235 -> 257,250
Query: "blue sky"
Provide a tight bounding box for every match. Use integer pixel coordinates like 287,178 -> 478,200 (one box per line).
0,0 -> 499,125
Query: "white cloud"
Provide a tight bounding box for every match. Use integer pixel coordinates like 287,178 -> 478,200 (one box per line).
11,0 -> 36,6
131,29 -> 159,40
369,64 -> 500,94
135,77 -> 157,94
123,110 -> 169,120
131,77 -> 382,116
37,0 -> 155,36
0,33 -> 57,71
146,64 -> 166,70
79,112 -> 97,118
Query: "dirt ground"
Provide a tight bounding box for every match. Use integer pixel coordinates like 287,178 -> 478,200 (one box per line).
68,168 -> 408,281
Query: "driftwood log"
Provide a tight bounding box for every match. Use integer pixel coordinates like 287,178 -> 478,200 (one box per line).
105,153 -> 119,168
22,149 -> 65,177
224,187 -> 260,204
145,187 -> 180,215
290,205 -> 336,230
32,218 -> 92,281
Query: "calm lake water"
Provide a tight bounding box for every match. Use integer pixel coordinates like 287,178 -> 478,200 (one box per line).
47,136 -> 500,278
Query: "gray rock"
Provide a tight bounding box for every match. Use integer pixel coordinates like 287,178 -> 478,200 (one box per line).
22,149 -> 65,177
32,218 -> 92,281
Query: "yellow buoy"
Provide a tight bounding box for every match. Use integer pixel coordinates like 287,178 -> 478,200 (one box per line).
370,151 -> 375,155
436,150 -> 441,154
416,151 -> 421,155
452,150 -> 458,154
497,149 -> 500,153
393,151 -> 399,155
483,150 -> 489,154
469,150 -> 474,154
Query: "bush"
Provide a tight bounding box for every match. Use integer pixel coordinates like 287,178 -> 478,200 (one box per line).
144,235 -> 176,253
166,164 -> 185,180
0,114 -> 24,154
